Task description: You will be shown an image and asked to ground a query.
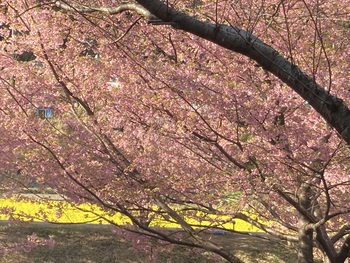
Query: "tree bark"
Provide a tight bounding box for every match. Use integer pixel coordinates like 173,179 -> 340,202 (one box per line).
337,235 -> 350,263
297,183 -> 314,263
298,225 -> 313,263
136,0 -> 350,144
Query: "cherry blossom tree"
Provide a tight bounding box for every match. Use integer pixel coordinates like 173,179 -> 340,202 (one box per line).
1,1 -> 350,262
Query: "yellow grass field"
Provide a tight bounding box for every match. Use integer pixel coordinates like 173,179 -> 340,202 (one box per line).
0,197 -> 262,232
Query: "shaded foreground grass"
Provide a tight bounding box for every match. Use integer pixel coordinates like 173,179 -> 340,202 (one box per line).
0,223 -> 299,263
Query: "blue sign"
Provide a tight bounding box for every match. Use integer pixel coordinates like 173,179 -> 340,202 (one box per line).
37,107 -> 53,119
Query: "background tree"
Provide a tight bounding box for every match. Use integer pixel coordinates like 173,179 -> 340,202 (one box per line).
1,1 -> 350,262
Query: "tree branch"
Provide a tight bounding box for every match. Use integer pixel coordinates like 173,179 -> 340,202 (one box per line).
55,1 -> 156,19
331,225 -> 350,244
337,234 -> 350,263
58,0 -> 350,143
135,0 -> 350,144
235,212 -> 298,242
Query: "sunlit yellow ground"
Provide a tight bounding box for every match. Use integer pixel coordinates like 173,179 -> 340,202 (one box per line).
0,197 -> 262,232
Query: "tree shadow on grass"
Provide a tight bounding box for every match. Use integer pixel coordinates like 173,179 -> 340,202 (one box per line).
0,224 -> 299,263
201,232 -> 298,263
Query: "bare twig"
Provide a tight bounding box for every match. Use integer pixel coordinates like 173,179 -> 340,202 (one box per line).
111,17 -> 142,43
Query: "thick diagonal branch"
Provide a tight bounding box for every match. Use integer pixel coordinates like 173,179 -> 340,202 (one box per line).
135,0 -> 350,144
55,1 -> 156,19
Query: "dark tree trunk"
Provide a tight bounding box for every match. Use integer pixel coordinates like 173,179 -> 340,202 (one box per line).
298,218 -> 314,263
297,183 -> 314,263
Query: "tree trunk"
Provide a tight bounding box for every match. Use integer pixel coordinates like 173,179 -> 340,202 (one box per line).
297,183 -> 314,263
298,219 -> 314,263
322,254 -> 331,263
